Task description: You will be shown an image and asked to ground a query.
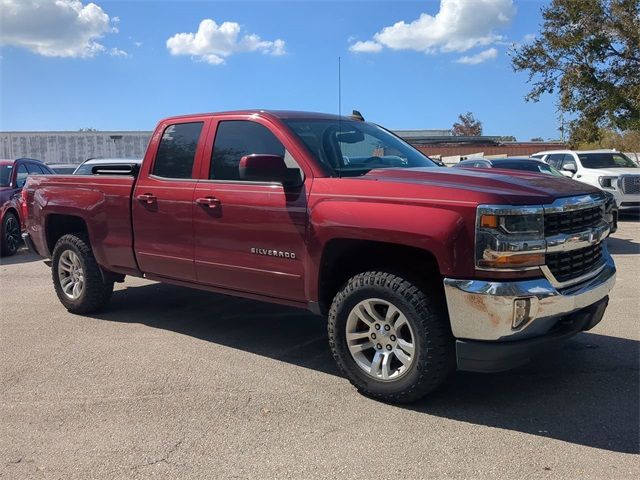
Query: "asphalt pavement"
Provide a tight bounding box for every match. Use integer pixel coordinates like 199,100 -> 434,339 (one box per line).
1,212 -> 639,479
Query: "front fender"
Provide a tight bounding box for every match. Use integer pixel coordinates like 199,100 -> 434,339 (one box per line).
306,199 -> 474,300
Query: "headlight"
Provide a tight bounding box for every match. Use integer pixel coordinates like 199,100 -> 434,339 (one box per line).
480,213 -> 543,235
476,206 -> 545,270
598,176 -> 618,189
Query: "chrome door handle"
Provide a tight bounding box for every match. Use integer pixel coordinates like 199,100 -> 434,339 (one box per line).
136,193 -> 156,204
195,197 -> 221,209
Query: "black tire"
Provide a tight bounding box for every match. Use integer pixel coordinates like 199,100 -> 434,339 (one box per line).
328,271 -> 455,404
1,211 -> 21,257
51,233 -> 114,314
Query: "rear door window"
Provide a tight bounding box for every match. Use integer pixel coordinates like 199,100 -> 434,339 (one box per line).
153,122 -> 204,179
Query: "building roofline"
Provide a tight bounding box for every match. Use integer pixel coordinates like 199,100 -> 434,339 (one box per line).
0,131 -> 153,135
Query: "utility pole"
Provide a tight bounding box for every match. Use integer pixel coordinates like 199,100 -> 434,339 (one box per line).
338,56 -> 342,118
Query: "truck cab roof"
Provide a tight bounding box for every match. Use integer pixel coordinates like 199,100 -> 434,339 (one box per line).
159,110 -> 346,124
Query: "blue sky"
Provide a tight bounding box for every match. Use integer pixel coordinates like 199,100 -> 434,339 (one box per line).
0,1 -> 560,140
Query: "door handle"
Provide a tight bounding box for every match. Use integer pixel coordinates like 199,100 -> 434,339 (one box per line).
195,196 -> 221,209
136,193 -> 157,204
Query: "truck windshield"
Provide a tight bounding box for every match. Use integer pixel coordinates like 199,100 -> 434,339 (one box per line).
0,165 -> 13,186
578,152 -> 638,169
283,119 -> 437,176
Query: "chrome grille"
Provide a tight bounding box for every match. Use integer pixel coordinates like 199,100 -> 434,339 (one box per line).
621,175 -> 640,195
546,243 -> 604,284
544,206 -> 602,236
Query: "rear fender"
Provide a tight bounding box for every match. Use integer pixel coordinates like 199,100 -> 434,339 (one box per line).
27,177 -> 138,274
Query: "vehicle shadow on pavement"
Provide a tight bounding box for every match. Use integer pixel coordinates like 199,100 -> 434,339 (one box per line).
0,248 -> 41,266
413,333 -> 639,454
618,208 -> 640,222
95,283 -> 638,455
93,282 -> 339,376
607,236 -> 640,254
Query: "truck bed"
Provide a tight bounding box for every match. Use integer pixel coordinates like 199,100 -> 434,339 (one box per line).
24,175 -> 139,275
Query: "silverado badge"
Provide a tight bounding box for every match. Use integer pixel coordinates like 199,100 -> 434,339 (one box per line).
251,247 -> 296,259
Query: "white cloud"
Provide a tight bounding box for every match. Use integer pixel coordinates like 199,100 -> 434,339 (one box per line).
350,40 -> 383,54
349,0 -> 515,55
0,0 -> 119,58
167,19 -> 286,65
108,47 -> 128,58
455,47 -> 498,64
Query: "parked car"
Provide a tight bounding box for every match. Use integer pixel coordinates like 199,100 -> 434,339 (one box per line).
454,157 -> 618,232
47,163 -> 80,175
73,158 -> 142,175
454,157 -> 567,175
1,158 -> 55,256
532,150 -> 640,209
22,110 -> 615,403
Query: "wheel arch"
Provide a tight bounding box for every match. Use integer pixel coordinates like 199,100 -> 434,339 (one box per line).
45,214 -> 89,256
47,222 -> 125,284
316,238 -> 443,315
3,206 -> 20,223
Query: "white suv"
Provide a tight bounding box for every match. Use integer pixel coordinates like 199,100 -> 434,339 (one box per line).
532,149 -> 640,208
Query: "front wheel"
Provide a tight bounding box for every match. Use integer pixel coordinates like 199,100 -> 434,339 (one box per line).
52,233 -> 114,314
328,271 -> 455,403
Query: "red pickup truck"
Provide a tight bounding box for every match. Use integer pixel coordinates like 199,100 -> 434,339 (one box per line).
22,110 -> 616,403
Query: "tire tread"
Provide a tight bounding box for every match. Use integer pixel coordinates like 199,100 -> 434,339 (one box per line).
328,271 -> 454,404
52,233 -> 113,314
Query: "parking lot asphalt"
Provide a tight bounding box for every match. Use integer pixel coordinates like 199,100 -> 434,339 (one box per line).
1,212 -> 639,480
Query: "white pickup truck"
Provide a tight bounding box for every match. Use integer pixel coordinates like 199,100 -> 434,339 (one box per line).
532,150 -> 640,209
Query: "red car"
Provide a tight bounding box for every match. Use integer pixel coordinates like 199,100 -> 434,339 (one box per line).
22,111 -> 616,402
1,158 -> 55,256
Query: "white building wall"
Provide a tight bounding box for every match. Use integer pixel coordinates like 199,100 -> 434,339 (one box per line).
0,132 -> 153,164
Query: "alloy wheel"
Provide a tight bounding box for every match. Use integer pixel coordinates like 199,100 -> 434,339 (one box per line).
5,215 -> 20,254
58,250 -> 85,300
345,298 -> 416,381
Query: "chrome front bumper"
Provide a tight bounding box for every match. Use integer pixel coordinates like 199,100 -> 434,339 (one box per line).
443,250 -> 616,342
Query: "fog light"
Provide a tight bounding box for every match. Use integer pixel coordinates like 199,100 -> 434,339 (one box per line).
513,298 -> 532,329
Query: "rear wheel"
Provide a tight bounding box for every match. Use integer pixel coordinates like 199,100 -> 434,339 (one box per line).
328,271 -> 455,403
1,212 -> 21,257
52,233 -> 113,313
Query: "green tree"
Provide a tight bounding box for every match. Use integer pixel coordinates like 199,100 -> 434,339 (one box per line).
452,112 -> 483,136
575,128 -> 640,150
510,0 -> 640,143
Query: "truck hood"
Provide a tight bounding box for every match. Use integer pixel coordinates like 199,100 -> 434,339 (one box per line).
583,167 -> 640,176
363,167 -> 601,205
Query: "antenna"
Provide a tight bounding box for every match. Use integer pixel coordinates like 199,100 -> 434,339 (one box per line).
338,56 -> 342,118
